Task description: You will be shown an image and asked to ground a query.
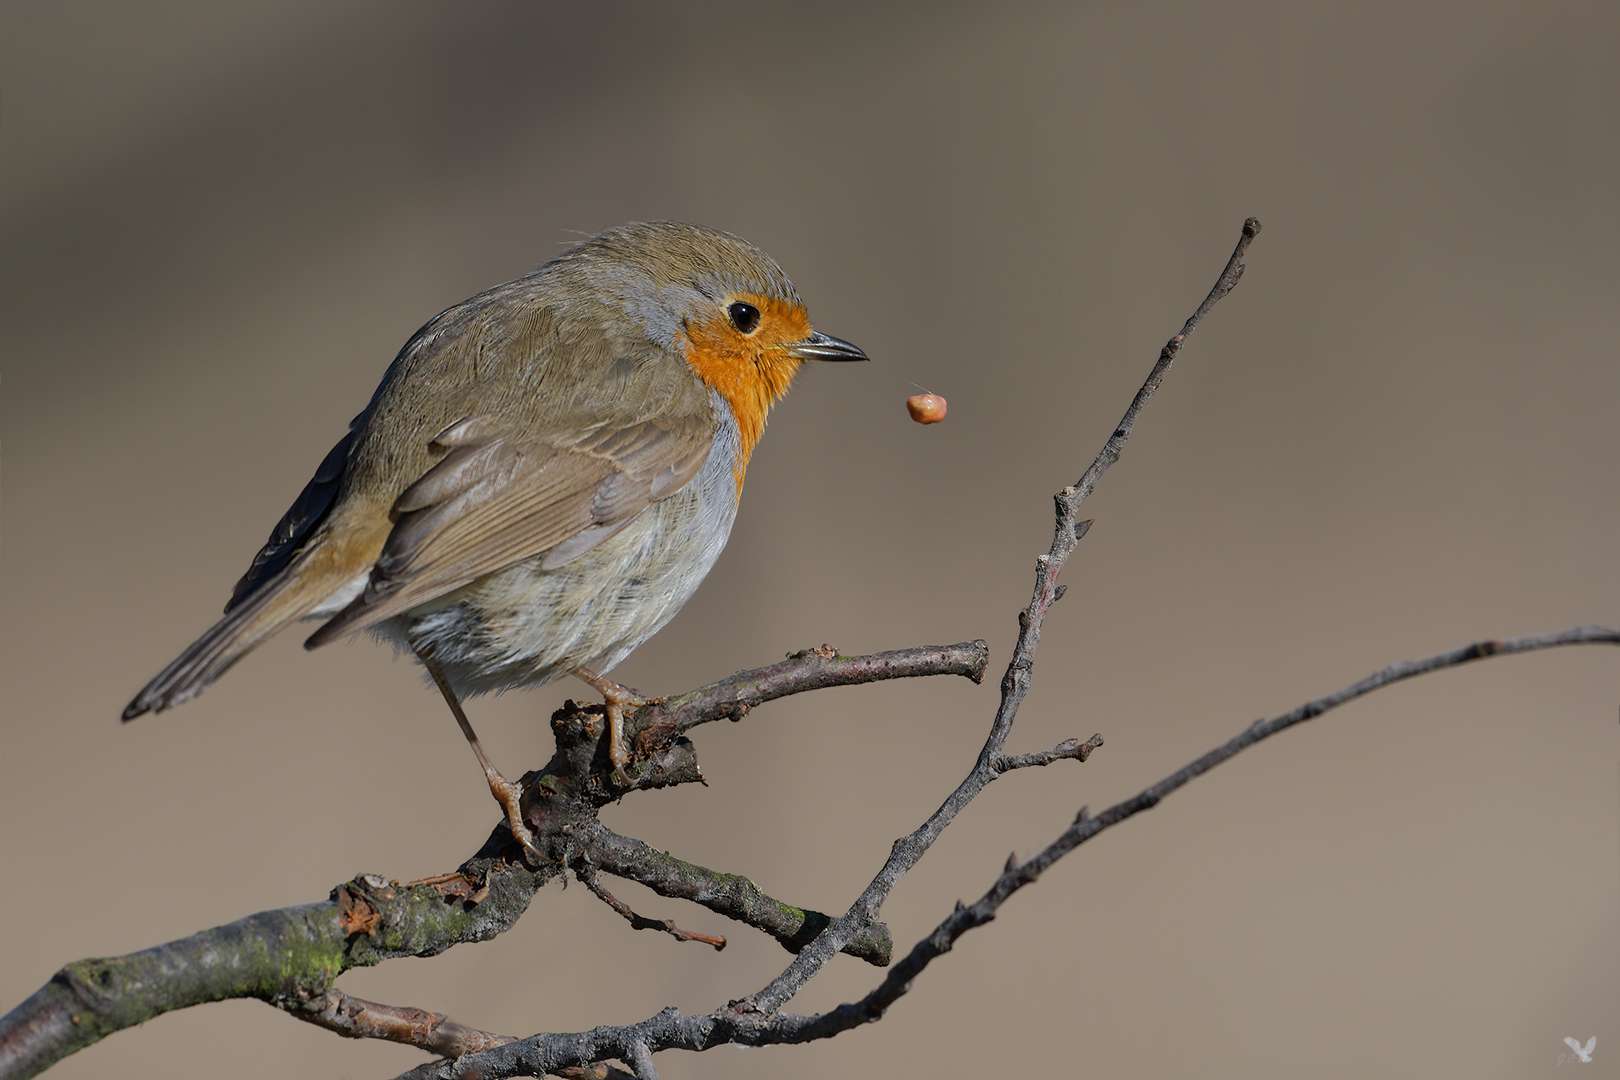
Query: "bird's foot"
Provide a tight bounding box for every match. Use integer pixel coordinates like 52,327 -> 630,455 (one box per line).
573,667 -> 649,786
487,770 -> 547,865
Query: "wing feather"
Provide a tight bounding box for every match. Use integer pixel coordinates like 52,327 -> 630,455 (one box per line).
304,413 -> 714,646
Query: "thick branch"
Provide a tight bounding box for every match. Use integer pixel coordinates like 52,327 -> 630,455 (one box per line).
0,865 -> 548,1079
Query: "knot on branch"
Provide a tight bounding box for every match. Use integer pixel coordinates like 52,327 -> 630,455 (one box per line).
787,644 -> 840,660
335,877 -> 391,938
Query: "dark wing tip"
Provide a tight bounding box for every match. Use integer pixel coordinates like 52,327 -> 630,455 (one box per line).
122,679 -> 191,721
226,428 -> 356,614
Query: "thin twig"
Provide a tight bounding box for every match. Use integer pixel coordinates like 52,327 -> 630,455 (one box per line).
742,218 -> 1262,1017
576,866 -> 726,951
784,625 -> 1620,1041
993,733 -> 1104,772
289,989 -> 515,1057
630,641 -> 989,737
581,823 -> 892,965
1027,624 -> 1620,873
1070,217 -> 1260,505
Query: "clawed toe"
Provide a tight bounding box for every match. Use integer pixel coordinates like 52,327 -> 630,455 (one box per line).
574,667 -> 647,784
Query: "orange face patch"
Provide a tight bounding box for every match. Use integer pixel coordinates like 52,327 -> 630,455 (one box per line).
676,293 -> 812,492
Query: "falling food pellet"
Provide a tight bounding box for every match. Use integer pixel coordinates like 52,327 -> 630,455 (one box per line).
906,394 -> 947,424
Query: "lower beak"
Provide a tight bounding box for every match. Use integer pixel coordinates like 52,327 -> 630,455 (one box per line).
790,331 -> 869,362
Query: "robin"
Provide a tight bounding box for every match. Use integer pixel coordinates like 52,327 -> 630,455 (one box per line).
123,221 -> 867,858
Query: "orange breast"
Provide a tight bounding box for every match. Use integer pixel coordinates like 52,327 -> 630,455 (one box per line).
676,294 -> 810,493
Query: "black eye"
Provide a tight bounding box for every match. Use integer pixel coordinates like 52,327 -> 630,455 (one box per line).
727,302 -> 761,334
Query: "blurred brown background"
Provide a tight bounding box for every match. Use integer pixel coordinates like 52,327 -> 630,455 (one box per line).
3,2 -> 1617,1077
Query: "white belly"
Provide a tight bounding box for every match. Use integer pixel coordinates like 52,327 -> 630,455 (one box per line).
381,395 -> 743,699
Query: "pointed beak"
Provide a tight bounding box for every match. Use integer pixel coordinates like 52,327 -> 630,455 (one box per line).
790,331 -> 869,362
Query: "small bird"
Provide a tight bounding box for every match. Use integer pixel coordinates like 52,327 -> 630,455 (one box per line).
123,221 -> 867,857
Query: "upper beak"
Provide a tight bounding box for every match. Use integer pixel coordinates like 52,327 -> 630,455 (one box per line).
790,331 -> 869,362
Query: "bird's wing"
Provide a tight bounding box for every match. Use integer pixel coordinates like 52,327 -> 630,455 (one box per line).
303,408 -> 715,646
224,416 -> 365,613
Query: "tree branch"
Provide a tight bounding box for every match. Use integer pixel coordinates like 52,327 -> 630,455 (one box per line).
0,864 -> 550,1080
290,989 -> 517,1057
992,733 -> 1104,772
397,624 -> 1619,1079
0,644 -> 972,1079
635,640 -> 989,737
579,824 -> 892,965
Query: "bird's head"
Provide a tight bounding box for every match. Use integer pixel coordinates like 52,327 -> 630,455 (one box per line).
559,222 -> 866,486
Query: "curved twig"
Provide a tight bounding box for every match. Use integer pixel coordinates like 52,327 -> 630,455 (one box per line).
576,866 -> 728,951
634,641 -> 988,737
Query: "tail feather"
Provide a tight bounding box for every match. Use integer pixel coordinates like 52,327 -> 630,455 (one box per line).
123,572 -> 326,720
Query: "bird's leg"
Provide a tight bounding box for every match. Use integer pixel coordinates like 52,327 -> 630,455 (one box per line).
414,645 -> 545,864
572,667 -> 647,786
